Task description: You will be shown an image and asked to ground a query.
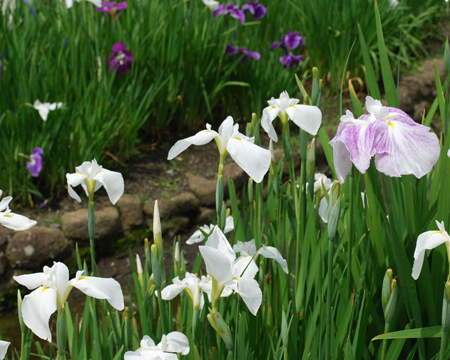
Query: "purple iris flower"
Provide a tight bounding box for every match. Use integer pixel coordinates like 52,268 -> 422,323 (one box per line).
63,36 -> 68,48
242,1 -> 266,20
271,30 -> 305,51
108,43 -> 133,75
27,147 -> 44,177
279,52 -> 303,68
95,1 -> 127,16
329,97 -> 440,183
225,44 -> 260,62
29,5 -> 36,16
213,2 -> 245,24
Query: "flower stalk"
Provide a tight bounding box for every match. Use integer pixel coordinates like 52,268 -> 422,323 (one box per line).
440,281 -> 450,360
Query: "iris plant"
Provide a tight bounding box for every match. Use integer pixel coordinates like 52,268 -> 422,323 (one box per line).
213,2 -> 245,24
168,116 -> 270,183
66,0 -> 101,8
279,52 -> 304,68
330,96 -> 440,183
33,100 -> 62,121
95,1 -> 127,15
26,147 -> 44,177
261,91 -> 322,142
14,262 -> 124,341
242,1 -> 266,20
124,333 -> 190,359
186,215 -> 234,244
202,0 -> 220,11
270,30 -> 305,51
66,159 -> 124,205
0,190 -> 36,230
108,43 -> 133,75
225,44 -> 260,62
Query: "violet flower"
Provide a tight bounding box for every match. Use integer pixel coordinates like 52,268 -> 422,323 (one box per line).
329,97 -> 440,183
279,52 -> 303,68
225,44 -> 260,62
27,147 -> 44,177
213,2 -> 245,24
95,1 -> 127,16
108,43 -> 132,75
242,1 -> 266,20
270,30 -> 305,51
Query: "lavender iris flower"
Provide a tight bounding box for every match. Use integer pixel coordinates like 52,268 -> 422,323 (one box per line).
95,1 -> 127,16
279,52 -> 303,68
271,30 -> 304,51
108,43 -> 133,75
27,147 -> 44,177
329,97 -> 440,183
213,2 -> 245,24
225,44 -> 260,62
242,1 -> 266,20
29,5 -> 36,16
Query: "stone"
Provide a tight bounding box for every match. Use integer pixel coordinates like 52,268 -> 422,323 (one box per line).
143,192 -> 199,219
0,226 -> 8,249
61,207 -> 121,241
186,173 -> 216,206
5,227 -> 70,270
196,207 -> 216,225
116,194 -> 143,232
0,252 -> 7,276
223,162 -> 247,191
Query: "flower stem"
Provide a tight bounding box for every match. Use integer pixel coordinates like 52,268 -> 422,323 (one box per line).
440,329 -> 449,360
381,322 -> 390,360
88,195 -> 96,275
216,154 -> 226,230
56,309 -> 67,360
346,167 -> 354,298
325,234 -> 334,360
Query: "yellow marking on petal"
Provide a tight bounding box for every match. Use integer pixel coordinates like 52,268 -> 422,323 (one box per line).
432,231 -> 442,235
41,287 -> 50,293
79,277 -> 88,280
388,122 -> 395,129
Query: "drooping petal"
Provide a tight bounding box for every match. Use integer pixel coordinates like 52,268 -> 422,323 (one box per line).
329,138 -> 352,184
261,105 -> 281,142
161,282 -> 187,300
233,239 -> 257,256
66,172 -> 87,202
70,272 -> 124,310
93,168 -> 124,205
412,230 -> 450,280
21,286 -> 57,341
234,255 -> 258,278
167,130 -> 217,160
0,341 -> 10,360
374,119 -> 440,178
227,137 -> 270,183
226,277 -> 262,316
14,272 -> 46,290
258,246 -> 288,274
285,104 -> 322,136
0,195 -> 11,212
0,212 -> 37,231
204,227 -> 235,261
163,332 -> 190,355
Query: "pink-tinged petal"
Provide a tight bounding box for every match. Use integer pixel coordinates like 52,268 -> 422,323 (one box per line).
0,212 -> 37,231
329,138 -> 352,184
227,138 -> 271,183
14,272 -> 46,290
261,105 -> 281,142
258,246 -> 288,274
167,130 -> 217,160
66,172 -> 87,202
412,230 -> 450,279
0,341 -> 10,359
21,286 -> 57,341
164,332 -> 190,355
374,120 -> 440,178
70,273 -> 124,310
93,168 -> 124,205
285,104 -> 322,136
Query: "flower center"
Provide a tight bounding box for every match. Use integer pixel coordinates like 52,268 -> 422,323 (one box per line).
115,52 -> 126,65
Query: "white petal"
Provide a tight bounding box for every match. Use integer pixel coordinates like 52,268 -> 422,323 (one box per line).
234,255 -> 258,278
0,341 -> 10,359
227,138 -> 270,183
161,283 -> 186,300
33,100 -> 42,109
21,286 -> 57,341
70,275 -> 124,310
0,212 -> 37,230
224,216 -> 234,234
233,239 -> 256,256
285,104 -> 322,136
365,96 -> 390,120
164,332 -> 190,355
87,0 -> 101,6
318,196 -> 329,223
14,272 -> 46,290
412,230 -> 450,280
66,172 -> 87,202
93,168 -> 124,205
228,277 -> 262,316
329,139 -> 352,184
186,229 -> 205,245
199,246 -> 235,287
167,130 -> 217,160
38,108 -> 50,121
204,227 -> 235,261
51,262 -> 71,306
218,116 -> 236,146
0,196 -> 12,211
258,246 -> 288,274
261,105 -> 281,142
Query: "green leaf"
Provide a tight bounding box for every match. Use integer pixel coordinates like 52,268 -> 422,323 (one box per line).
358,24 -> 381,100
372,326 -> 442,340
